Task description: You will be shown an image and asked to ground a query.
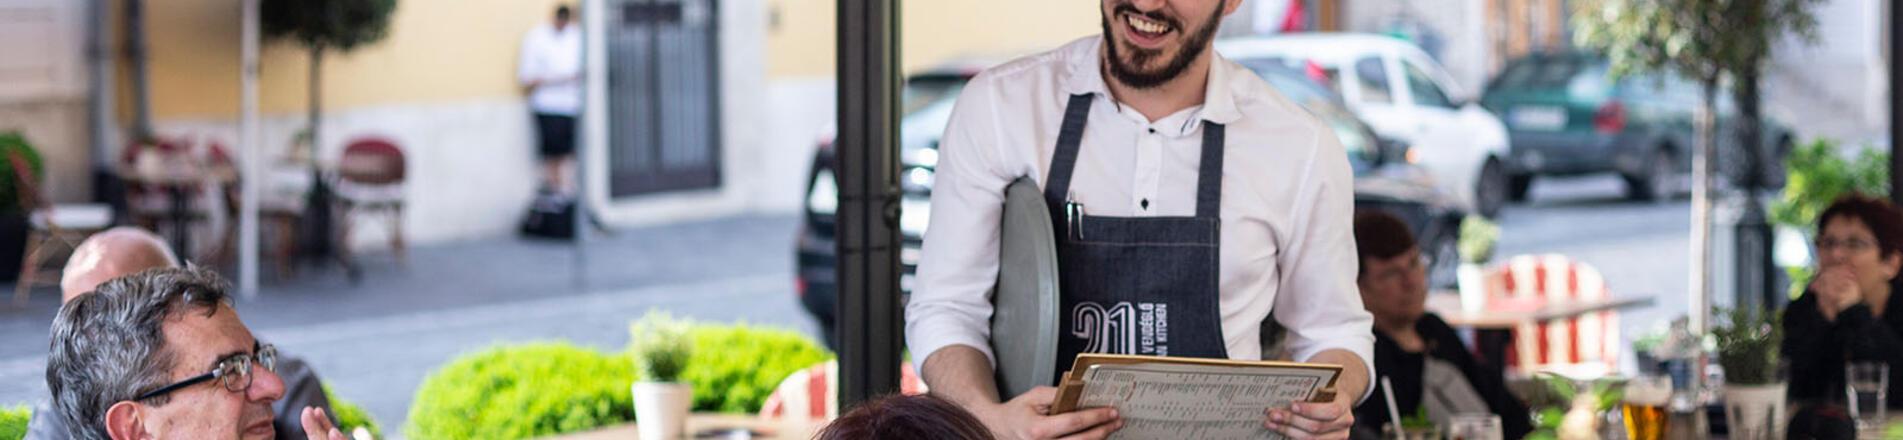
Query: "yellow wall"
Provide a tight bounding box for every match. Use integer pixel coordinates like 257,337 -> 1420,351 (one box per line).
131,0 -> 567,119
765,0 -> 1101,77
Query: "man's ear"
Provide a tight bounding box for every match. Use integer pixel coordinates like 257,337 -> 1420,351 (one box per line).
1222,0 -> 1246,16
104,401 -> 148,440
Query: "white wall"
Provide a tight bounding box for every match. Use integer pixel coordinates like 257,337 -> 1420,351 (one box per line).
153,97 -> 540,251
1767,0 -> 1888,141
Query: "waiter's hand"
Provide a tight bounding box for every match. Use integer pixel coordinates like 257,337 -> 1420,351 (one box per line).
1263,394 -> 1354,440
977,386 -> 1123,440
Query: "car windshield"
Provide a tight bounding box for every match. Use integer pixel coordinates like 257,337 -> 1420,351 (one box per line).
1236,60 -> 1378,173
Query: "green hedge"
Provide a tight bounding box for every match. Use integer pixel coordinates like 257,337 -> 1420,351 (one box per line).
678,324 -> 833,413
1,404 -> 28,440
324,388 -> 381,439
405,343 -> 637,440
0,132 -> 44,213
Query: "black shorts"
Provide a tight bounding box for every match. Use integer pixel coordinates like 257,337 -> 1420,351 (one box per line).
534,113 -> 576,159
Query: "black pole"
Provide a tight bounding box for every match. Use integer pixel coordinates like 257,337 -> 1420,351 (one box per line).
1892,0 -> 1901,202
835,0 -> 903,409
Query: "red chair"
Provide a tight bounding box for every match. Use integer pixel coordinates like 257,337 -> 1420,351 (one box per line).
1485,254 -> 1621,377
332,137 -> 408,271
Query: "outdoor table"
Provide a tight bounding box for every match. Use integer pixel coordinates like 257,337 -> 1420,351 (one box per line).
1424,292 -> 1656,372
117,161 -> 239,258
547,413 -> 823,439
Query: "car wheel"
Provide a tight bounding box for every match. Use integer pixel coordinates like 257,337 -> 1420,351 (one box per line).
1475,160 -> 1508,218
1625,148 -> 1676,202
1507,173 -> 1534,203
1427,232 -> 1460,289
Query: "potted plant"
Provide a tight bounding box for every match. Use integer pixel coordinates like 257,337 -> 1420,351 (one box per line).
1713,307 -> 1786,438
0,132 -> 42,281
1456,215 -> 1500,313
631,312 -> 694,439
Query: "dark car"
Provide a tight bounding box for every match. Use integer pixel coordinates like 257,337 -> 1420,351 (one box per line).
794,63 -> 1468,347
1481,51 -> 1795,201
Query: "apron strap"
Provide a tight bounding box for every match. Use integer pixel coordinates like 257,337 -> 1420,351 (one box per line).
1195,122 -> 1225,220
1043,94 -> 1094,209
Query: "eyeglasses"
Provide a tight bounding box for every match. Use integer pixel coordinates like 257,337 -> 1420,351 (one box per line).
1816,237 -> 1879,254
1364,254 -> 1429,287
133,343 -> 278,402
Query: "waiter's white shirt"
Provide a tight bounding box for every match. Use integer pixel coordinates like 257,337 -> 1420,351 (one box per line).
518,23 -> 583,116
904,37 -> 1375,391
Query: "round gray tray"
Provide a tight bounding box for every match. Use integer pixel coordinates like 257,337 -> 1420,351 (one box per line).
991,177 -> 1060,398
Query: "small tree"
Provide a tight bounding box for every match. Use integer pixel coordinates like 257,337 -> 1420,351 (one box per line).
262,0 -> 398,161
262,0 -> 397,260
1572,0 -> 1821,330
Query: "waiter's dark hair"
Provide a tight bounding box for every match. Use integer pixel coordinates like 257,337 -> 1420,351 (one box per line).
814,394 -> 995,440
1818,193 -> 1903,261
1353,210 -> 1416,279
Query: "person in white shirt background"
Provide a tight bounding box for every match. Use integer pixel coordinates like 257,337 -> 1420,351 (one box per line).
519,4 -> 583,194
904,0 -> 1373,439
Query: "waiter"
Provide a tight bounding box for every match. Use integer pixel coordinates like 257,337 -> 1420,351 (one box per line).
904,1 -> 1373,439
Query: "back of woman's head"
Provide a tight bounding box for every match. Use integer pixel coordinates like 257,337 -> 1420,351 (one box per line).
815,394 -> 996,440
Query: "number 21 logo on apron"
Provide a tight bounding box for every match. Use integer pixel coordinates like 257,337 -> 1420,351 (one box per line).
1070,301 -> 1170,356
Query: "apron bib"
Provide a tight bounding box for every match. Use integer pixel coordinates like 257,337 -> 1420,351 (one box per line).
1043,93 -> 1230,380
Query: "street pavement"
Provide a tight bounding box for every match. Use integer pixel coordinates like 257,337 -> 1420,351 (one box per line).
0,174 -> 1702,437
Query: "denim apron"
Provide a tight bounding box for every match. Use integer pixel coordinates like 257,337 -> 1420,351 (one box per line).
1044,93 -> 1229,380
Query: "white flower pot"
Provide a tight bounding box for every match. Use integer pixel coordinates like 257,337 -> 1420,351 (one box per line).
1457,263 -> 1488,313
632,382 -> 693,439
1723,383 -> 1788,439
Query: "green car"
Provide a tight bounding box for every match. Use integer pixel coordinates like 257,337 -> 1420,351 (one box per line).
1480,51 -> 1794,201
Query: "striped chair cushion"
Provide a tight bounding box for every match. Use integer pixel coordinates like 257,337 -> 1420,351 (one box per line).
759,360 -> 930,422
1485,254 -> 1620,376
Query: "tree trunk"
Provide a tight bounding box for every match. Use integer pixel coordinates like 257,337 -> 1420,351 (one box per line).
301,45 -> 335,260
1691,78 -> 1719,334
308,45 -> 323,158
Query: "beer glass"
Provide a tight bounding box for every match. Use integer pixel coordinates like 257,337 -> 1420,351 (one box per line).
1623,375 -> 1672,440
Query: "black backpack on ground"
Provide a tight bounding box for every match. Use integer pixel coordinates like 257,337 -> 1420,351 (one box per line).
520,190 -> 576,240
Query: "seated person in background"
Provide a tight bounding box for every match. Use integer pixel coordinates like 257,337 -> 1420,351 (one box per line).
1783,194 -> 1903,406
1348,211 -> 1531,439
46,267 -> 350,440
815,393 -> 996,440
28,228 -> 337,440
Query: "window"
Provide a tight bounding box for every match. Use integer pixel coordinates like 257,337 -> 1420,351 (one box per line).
1353,57 -> 1392,104
1402,61 -> 1454,109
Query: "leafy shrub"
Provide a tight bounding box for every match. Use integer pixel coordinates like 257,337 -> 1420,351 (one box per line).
679,324 -> 832,413
630,312 -> 693,383
1713,307 -> 1783,385
1,404 -> 28,440
1457,215 -> 1500,264
0,132 -> 44,213
405,343 -> 636,440
323,388 -> 381,439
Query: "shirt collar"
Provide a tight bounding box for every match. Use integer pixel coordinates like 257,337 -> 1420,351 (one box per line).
1062,37 -> 1243,126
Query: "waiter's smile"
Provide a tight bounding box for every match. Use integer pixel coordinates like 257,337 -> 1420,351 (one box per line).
1120,11 -> 1176,48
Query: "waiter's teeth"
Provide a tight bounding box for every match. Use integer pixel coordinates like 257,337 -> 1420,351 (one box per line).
1126,15 -> 1169,35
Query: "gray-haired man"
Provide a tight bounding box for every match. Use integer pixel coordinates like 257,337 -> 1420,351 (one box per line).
44,267 -> 348,440
27,229 -> 338,440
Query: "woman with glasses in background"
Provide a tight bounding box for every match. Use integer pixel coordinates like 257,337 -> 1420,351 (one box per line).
1783,194 -> 1903,406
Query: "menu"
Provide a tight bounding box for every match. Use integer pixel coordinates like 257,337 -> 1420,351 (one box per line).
1052,354 -> 1341,440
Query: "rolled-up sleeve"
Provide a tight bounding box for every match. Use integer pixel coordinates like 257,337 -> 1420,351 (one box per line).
905,75 -> 1013,367
1272,126 -> 1376,402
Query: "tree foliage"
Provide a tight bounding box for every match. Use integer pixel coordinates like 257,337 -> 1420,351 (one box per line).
1571,0 -> 1821,85
262,0 -> 399,52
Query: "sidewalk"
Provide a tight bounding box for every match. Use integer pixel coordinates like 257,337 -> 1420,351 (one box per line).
0,213 -> 818,437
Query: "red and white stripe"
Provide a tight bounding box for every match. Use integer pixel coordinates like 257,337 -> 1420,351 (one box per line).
1486,254 -> 1620,375
758,360 -> 930,422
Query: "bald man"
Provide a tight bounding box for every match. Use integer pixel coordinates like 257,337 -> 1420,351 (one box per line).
57,227 -> 179,302
27,227 -> 339,440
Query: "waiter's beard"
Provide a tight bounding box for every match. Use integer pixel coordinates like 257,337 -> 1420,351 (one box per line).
1100,0 -> 1224,90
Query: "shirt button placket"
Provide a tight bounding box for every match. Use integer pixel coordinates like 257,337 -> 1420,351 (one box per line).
1136,127 -> 1162,216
